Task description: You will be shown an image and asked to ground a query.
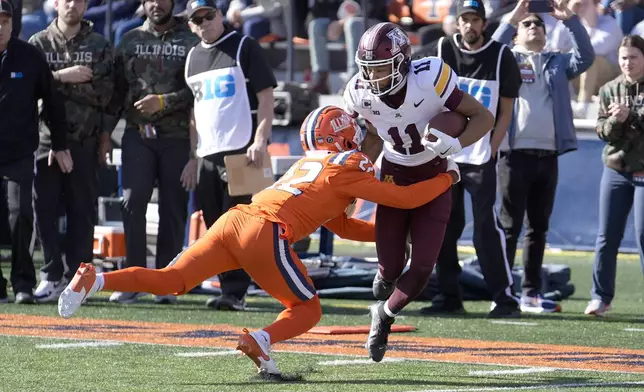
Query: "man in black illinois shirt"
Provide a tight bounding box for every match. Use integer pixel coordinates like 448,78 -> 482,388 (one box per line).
0,0 -> 72,304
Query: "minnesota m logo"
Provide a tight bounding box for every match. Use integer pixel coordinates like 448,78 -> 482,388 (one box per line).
386,28 -> 409,55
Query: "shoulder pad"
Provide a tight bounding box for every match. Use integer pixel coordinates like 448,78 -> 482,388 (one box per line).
330,151 -> 375,174
412,57 -> 456,100
411,57 -> 448,90
348,74 -> 367,92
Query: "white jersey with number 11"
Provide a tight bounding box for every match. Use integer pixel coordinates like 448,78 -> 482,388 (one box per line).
343,57 -> 459,167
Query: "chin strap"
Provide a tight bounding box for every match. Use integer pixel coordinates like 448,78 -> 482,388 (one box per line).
388,74 -> 407,95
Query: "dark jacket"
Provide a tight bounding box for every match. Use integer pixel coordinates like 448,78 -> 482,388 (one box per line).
0,37 -> 68,164
29,19 -> 114,146
104,17 -> 199,138
596,75 -> 644,172
9,0 -> 21,37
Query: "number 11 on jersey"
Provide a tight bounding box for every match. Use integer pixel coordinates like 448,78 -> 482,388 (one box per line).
387,124 -> 424,155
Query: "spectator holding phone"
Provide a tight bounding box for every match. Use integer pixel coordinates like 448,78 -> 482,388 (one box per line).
492,0 -> 594,312
588,35 -> 644,317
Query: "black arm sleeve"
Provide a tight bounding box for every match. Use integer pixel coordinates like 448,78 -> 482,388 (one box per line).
36,48 -> 68,151
241,37 -> 277,93
499,46 -> 522,99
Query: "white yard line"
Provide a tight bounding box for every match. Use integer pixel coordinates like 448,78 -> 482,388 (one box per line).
468,367 -> 555,376
4,333 -> 644,376
36,341 -> 122,349
624,328 -> 644,332
174,350 -> 239,357
406,380 -> 644,392
489,321 -> 538,326
318,358 -> 406,366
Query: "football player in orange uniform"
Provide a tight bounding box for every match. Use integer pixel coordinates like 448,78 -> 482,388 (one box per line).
57,106 -> 460,376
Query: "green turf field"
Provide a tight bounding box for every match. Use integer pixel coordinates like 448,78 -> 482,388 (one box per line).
1,246 -> 643,392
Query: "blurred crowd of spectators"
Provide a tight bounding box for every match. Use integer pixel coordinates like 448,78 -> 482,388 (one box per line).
13,0 -> 644,113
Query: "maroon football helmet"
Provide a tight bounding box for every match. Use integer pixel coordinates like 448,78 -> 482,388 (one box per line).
355,22 -> 411,97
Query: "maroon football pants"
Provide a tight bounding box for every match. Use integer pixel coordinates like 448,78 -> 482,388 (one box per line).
375,156 -> 452,314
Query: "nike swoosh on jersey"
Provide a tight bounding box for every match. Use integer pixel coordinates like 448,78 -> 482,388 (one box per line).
414,99 -> 424,107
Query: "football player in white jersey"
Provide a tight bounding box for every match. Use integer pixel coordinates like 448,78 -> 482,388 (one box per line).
343,21 -> 494,362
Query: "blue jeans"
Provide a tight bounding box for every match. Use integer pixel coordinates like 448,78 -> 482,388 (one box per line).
592,166 -> 644,304
307,16 -> 368,77
20,10 -> 48,41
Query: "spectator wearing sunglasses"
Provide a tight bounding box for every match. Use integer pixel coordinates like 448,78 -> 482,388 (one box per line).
102,0 -> 200,305
491,0 -> 594,313
183,0 -> 276,311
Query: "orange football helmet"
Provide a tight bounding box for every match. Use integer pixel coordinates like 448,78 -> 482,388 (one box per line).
300,106 -> 364,153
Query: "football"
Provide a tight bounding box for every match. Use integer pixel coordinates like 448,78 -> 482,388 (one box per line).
425,111 -> 468,142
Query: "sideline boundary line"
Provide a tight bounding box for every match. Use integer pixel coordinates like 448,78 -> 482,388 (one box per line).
4,332 -> 644,376
406,380 -> 644,392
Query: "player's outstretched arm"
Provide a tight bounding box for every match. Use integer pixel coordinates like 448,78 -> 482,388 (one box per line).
331,153 -> 458,210
323,158 -> 461,242
353,173 -> 455,209
323,214 -> 375,242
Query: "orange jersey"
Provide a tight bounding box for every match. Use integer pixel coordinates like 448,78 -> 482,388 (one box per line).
234,151 -> 454,244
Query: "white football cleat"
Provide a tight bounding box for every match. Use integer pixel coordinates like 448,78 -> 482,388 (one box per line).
236,328 -> 280,375
58,263 -> 101,318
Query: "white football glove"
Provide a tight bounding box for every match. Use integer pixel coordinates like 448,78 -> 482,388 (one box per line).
422,127 -> 463,158
446,157 -> 461,184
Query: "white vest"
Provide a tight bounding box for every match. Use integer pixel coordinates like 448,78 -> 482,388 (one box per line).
185,35 -> 253,158
438,37 -> 503,165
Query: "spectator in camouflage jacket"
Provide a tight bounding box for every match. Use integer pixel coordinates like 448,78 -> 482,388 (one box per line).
104,0 -> 200,305
588,34 -> 644,317
28,0 -> 114,303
